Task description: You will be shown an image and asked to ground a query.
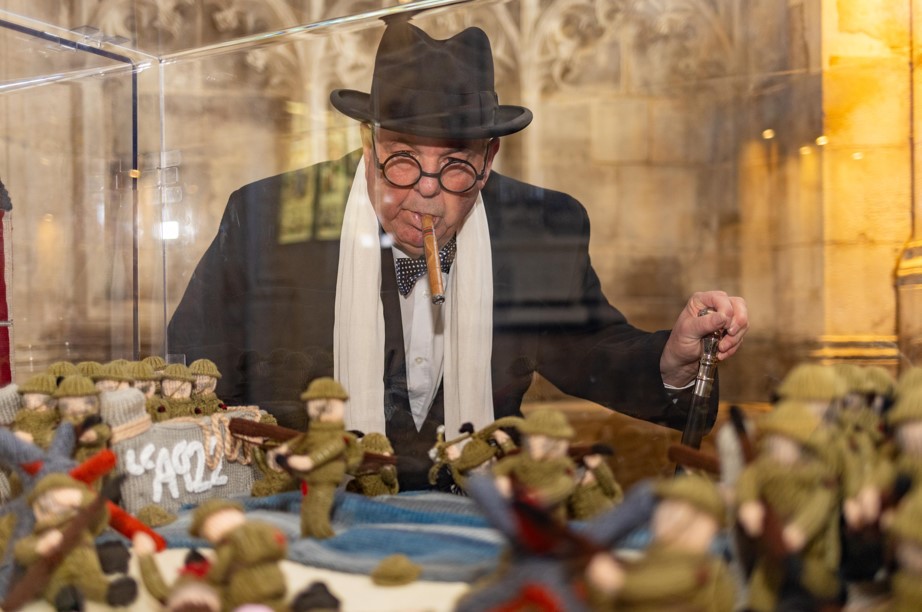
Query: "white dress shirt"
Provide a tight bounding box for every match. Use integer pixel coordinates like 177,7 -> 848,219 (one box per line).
392,246 -> 451,430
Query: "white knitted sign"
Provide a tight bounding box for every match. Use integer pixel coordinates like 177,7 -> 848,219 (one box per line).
111,407 -> 263,514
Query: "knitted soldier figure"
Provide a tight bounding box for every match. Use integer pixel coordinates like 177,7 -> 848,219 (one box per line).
886,487 -> 922,611
346,432 -> 398,497
567,449 -> 623,521
190,499 -> 288,611
871,388 -> 922,524
13,374 -> 59,450
774,363 -> 848,425
13,473 -> 137,609
275,377 -> 357,539
123,360 -> 168,423
189,358 -> 226,417
736,400 -> 842,612
55,375 -> 110,463
133,531 -> 221,612
492,409 -> 577,521
160,363 -> 196,418
598,474 -> 735,611
141,355 -> 168,395
92,361 -> 132,394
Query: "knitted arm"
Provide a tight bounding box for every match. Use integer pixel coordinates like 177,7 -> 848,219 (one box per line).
13,533 -> 43,566
592,462 -> 623,502
305,438 -> 347,469
137,553 -> 171,604
207,544 -> 234,585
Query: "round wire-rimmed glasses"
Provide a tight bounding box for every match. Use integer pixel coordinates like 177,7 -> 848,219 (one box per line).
371,130 -> 493,194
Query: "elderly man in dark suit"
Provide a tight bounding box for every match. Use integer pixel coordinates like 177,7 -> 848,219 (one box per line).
168,21 -> 748,489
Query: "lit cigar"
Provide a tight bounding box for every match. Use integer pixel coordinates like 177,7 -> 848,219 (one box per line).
421,214 -> 445,305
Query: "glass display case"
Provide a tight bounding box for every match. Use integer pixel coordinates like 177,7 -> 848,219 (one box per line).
1,0 -> 918,483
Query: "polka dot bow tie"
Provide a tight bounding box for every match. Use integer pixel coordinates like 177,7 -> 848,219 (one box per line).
394,235 -> 457,296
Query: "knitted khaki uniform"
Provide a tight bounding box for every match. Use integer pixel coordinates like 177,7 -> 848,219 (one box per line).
889,489 -> 922,612
54,375 -> 110,463
14,475 -> 112,605
736,407 -> 841,611
287,421 -> 355,538
346,433 -> 399,497
208,521 -> 288,611
567,460 -> 623,520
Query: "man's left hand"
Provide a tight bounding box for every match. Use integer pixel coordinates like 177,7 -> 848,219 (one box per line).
660,291 -> 749,387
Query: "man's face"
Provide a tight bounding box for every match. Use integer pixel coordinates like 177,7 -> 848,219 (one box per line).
363,127 -> 500,258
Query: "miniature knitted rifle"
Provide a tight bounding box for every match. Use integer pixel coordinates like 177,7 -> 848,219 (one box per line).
1,475 -> 125,611
228,418 -> 397,470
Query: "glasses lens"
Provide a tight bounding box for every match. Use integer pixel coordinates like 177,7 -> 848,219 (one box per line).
383,155 -> 421,187
440,161 -> 478,193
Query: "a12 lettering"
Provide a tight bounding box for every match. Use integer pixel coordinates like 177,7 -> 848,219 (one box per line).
124,438 -> 228,502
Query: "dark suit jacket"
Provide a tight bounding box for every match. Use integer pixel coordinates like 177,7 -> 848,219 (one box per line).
168,151 -> 716,488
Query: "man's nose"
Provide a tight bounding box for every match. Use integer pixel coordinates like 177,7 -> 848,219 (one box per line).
415,173 -> 441,197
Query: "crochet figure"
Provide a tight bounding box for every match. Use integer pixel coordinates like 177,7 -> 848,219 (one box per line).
54,375 -> 110,463
492,409 -> 576,520
735,400 -> 842,611
159,363 -> 196,418
136,499 -> 288,611
13,373 -> 60,450
567,445 -> 623,520
346,432 -> 399,496
12,473 -> 137,609
189,358 -> 226,417
456,474 -> 656,612
273,377 -> 358,538
599,474 -> 735,611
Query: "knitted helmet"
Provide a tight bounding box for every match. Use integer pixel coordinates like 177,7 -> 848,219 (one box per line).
76,361 -> 103,379
95,361 -> 132,383
831,363 -> 865,394
897,367 -> 922,399
28,473 -> 87,505
887,388 -> 922,427
370,554 -> 422,586
654,473 -> 726,526
161,363 -> 195,383
18,373 -> 57,396
124,361 -> 159,382
757,400 -> 822,447
775,363 -> 847,402
53,375 -> 100,398
189,359 -> 222,379
46,361 -> 79,379
0,384 -> 19,426
189,499 -> 244,538
360,432 -> 394,455
141,355 -> 168,371
100,388 -> 149,429
453,438 -> 495,472
862,366 -> 896,397
300,377 -> 349,401
518,409 -> 575,439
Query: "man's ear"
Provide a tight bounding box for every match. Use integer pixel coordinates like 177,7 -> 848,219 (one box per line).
481,138 -> 501,184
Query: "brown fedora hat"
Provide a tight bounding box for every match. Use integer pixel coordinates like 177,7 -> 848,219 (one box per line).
330,22 -> 532,139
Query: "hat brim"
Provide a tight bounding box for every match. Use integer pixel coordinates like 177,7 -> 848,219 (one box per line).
330,89 -> 533,139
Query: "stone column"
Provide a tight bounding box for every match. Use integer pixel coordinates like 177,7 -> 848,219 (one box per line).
800,0 -> 910,374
